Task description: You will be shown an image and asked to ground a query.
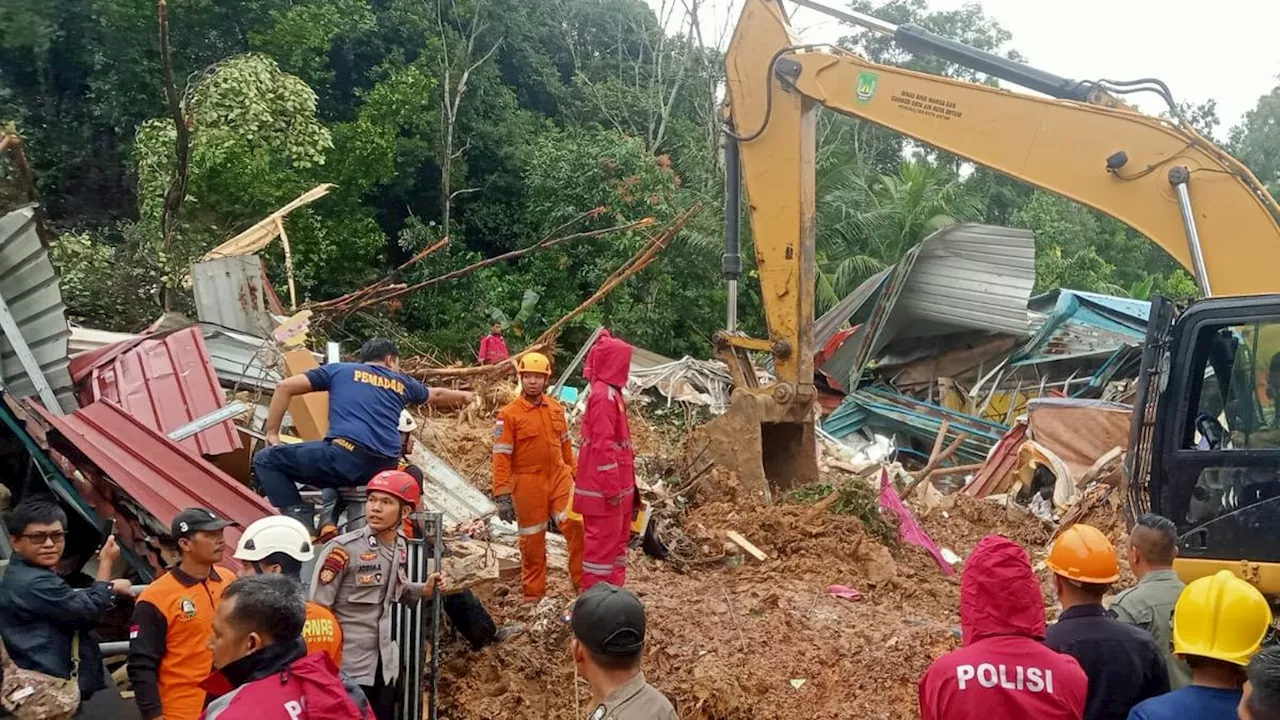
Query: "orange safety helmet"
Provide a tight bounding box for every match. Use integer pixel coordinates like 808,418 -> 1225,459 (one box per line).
516,352 -> 553,376
1047,523 -> 1120,584
367,469 -> 421,507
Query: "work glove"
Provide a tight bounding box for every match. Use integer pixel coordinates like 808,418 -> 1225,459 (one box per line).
496,494 -> 516,523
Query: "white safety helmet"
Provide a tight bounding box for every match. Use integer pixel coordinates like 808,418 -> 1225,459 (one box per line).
399,409 -> 418,433
234,515 -> 314,563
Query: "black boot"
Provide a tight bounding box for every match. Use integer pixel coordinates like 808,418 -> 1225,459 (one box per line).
282,504 -> 317,537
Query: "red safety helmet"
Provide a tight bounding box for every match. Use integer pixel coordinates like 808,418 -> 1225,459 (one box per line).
367,469 -> 421,507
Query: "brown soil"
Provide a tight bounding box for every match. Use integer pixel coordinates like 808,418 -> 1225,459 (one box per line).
918,494 -> 1054,559
433,493 -> 1062,720
422,401 -> 1056,719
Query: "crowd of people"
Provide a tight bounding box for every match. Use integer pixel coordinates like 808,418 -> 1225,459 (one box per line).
0,334 -> 671,720
0,331 -> 1277,720
921,516 -> 1279,720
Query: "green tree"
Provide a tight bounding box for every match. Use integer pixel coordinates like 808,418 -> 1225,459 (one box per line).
1230,83 -> 1280,196
815,157 -> 982,310
133,53 -> 341,300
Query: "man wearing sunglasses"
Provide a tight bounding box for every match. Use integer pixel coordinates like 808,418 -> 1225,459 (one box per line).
0,499 -> 134,717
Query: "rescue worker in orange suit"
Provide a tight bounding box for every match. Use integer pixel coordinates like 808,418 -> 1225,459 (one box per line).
491,352 -> 585,598
575,330 -> 636,590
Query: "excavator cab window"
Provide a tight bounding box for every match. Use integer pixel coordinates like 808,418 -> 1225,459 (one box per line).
1161,312 -> 1280,565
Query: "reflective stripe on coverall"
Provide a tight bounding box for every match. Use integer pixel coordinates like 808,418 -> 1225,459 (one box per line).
492,394 -> 585,597
575,331 -> 636,590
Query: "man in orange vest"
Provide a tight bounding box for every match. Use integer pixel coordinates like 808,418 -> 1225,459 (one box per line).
129,508 -> 236,720
492,352 -> 585,598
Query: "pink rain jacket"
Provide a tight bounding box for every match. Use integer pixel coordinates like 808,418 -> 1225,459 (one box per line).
574,331 -> 635,516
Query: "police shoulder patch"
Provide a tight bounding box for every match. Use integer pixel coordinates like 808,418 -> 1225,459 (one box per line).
319,547 -> 349,584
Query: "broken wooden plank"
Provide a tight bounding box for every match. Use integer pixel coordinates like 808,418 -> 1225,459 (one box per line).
927,419 -> 952,466
925,462 -> 984,481
726,530 -> 768,561
1078,446 -> 1125,488
798,487 -> 844,525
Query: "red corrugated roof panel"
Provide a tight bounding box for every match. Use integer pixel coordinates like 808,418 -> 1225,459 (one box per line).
71,326 -> 241,456
32,399 -> 272,563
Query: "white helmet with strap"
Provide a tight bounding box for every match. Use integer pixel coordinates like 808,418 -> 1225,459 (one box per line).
234,515 -> 314,563
399,409 -> 418,433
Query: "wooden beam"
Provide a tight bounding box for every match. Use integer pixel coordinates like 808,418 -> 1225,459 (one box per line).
903,431 -> 971,500
726,530 -> 768,561
798,487 -> 844,525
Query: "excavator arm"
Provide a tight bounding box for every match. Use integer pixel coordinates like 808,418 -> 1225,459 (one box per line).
710,0 -> 1280,493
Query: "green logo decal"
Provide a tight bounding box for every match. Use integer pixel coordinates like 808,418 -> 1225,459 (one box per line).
855,71 -> 879,104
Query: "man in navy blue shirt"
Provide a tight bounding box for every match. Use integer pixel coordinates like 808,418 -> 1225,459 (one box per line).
253,338 -> 473,531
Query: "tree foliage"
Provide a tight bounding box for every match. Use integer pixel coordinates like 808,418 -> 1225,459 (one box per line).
1,0 -> 1267,360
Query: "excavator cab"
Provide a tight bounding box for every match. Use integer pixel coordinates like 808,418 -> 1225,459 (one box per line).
1130,295 -> 1280,594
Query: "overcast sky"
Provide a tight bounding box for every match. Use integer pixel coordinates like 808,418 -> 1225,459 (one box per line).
648,0 -> 1280,135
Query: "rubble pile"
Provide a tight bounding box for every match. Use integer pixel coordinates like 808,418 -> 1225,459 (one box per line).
414,400 -> 1067,720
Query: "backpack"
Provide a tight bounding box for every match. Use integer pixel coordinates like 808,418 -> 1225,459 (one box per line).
0,633 -> 80,720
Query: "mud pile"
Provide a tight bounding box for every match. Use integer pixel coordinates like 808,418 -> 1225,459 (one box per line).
419,398 -> 1055,719
432,490 -> 1056,719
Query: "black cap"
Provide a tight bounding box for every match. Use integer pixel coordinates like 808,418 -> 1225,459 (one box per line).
171,508 -> 234,539
569,583 -> 646,656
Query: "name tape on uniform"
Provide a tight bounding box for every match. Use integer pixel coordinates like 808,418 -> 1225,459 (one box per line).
955,663 -> 1055,693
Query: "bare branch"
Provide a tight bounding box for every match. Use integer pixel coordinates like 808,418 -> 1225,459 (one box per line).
157,0 -> 191,312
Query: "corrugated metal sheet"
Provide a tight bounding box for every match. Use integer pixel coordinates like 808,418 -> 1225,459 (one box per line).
0,208 -> 76,413
814,267 -> 890,349
820,398 -> 870,439
192,256 -> 275,337
820,224 -> 1036,388
1030,289 -> 1151,322
895,224 -> 1036,338
201,323 -> 284,391
629,346 -> 676,372
68,325 -> 139,356
32,399 -> 273,564
71,326 -> 242,456
0,394 -> 101,528
405,443 -> 567,563
1014,290 -> 1150,366
827,386 -> 1009,464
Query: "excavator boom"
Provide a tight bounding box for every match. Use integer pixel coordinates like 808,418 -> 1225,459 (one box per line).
709,0 -> 1280,499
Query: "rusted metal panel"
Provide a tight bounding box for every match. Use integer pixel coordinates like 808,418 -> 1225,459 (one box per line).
192,256 -> 275,337
31,399 -> 271,572
70,327 -> 242,456
0,207 -> 77,412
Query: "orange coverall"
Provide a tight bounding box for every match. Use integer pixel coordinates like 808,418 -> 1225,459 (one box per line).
492,395 -> 585,597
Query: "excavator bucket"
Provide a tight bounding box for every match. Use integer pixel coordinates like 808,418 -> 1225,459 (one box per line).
696,391 -> 819,502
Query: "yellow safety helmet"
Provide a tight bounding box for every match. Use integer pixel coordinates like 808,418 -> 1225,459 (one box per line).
1172,569 -> 1272,666
517,352 -> 552,376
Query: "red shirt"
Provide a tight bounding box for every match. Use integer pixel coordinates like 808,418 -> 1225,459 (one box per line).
479,333 -> 509,364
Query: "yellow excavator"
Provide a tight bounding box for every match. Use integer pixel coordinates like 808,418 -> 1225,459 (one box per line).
712,0 -> 1280,592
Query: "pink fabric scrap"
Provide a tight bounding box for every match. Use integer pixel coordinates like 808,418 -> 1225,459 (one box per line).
878,468 -> 956,576
826,584 -> 864,601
